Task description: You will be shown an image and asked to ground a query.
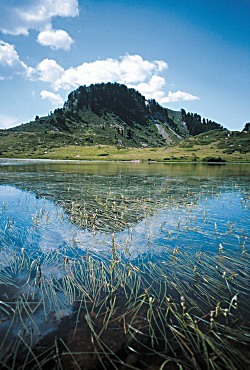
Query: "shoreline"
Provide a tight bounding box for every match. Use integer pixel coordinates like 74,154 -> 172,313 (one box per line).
1,157 -> 250,165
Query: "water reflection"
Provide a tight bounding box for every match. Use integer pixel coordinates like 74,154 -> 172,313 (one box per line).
0,160 -> 249,233
0,160 -> 249,368
0,185 -> 249,259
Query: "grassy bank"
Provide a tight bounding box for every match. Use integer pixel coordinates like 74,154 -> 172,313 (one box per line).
1,144 -> 249,163
0,129 -> 249,162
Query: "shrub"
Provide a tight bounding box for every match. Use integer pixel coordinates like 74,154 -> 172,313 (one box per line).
203,157 -> 227,163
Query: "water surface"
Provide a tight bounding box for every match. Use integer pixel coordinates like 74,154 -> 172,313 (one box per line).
0,160 -> 249,368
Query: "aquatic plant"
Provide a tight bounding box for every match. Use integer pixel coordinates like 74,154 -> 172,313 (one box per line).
0,163 -> 249,369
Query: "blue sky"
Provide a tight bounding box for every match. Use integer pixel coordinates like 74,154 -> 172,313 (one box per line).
0,0 -> 249,130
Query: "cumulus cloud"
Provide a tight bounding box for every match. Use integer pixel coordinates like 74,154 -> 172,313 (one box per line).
40,90 -> 64,105
53,59 -> 120,90
33,58 -> 65,82
1,0 -> 79,35
49,54 -> 168,91
130,75 -> 166,100
37,29 -> 74,50
28,54 -> 199,105
0,46 -> 199,106
0,40 -> 30,77
118,55 -> 168,84
160,90 -> 200,103
0,40 -> 23,67
0,0 -> 78,50
128,76 -> 199,104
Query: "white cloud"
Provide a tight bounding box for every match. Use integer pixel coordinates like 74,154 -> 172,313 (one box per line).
131,75 -> 166,100
41,0 -> 79,18
1,0 -> 79,35
0,40 -> 30,77
0,114 -> 20,129
0,47 -> 199,107
51,54 -> 168,91
37,29 -> 74,50
54,58 -> 120,90
1,27 -> 29,36
40,90 -> 64,105
28,54 -> 199,105
129,76 -> 199,104
118,54 -> 168,84
33,58 -> 65,82
160,90 -> 200,103
0,40 -> 22,67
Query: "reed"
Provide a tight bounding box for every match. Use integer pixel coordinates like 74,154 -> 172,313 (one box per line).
0,174 -> 249,369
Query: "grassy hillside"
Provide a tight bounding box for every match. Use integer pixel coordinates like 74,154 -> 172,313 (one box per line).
0,84 -> 248,162
8,84 -> 190,149
8,108 -> 179,149
4,83 -> 225,151
1,129 -> 249,162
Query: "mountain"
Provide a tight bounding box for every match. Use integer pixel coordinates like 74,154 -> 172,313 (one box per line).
4,82 -> 248,162
5,83 -> 224,152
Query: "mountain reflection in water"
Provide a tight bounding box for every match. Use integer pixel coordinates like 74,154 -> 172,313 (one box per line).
0,160 -> 249,369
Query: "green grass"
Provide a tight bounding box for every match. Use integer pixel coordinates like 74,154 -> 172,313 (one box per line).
1,129 -> 249,162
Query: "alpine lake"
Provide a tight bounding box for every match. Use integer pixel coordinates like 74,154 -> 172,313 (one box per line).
0,159 -> 249,370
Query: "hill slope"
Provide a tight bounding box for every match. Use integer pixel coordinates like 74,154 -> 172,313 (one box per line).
5,83 -> 223,149
2,82 -> 248,161
1,128 -> 249,162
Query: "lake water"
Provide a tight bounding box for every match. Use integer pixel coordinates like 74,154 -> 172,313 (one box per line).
0,159 -> 249,369
1,160 -> 249,255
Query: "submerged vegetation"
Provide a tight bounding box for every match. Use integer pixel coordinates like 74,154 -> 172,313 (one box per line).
0,161 -> 249,369
1,240 -> 249,369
